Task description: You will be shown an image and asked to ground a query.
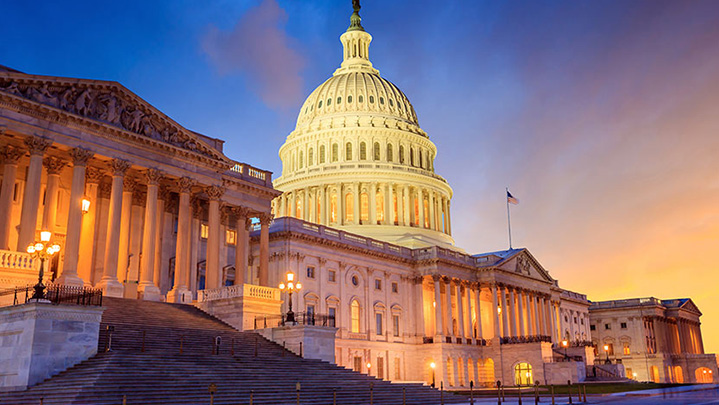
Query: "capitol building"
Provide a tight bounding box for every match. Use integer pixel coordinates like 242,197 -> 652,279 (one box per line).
0,2 -> 716,389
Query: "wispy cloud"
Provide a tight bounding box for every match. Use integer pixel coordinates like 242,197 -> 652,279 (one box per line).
202,0 -> 305,110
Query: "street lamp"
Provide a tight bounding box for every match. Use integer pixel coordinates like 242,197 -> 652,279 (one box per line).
278,272 -> 302,324
430,362 -> 436,388
562,339 -> 568,358
603,344 -> 611,364
81,197 -> 91,214
26,230 -> 61,301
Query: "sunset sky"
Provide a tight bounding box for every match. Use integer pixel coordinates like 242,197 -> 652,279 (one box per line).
2,0 -> 718,353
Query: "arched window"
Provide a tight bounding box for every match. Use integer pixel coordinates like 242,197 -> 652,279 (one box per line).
373,142 -> 380,160
360,193 -> 369,223
296,197 -> 303,220
351,300 -> 361,333
399,145 -> 404,163
360,142 -> 367,160
376,191 -> 384,223
337,96 -> 342,105
299,151 -> 304,169
330,193 -> 338,223
358,95 -> 364,103
419,150 -> 423,168
319,145 -> 326,164
346,142 -> 353,160
514,362 -> 533,386
410,148 -> 415,166
332,143 -> 338,162
387,144 -> 393,162
348,95 -> 353,103
369,95 -> 375,104
696,367 -> 713,383
308,148 -> 314,166
345,193 -> 354,223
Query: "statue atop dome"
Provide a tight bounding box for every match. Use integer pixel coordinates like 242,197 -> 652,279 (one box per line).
348,0 -> 365,32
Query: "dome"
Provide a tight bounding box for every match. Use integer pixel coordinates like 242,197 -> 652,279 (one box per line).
296,71 -> 419,128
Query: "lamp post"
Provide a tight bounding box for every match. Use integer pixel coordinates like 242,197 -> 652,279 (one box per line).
562,339 -> 569,359
603,344 -> 611,364
430,362 -> 436,388
81,197 -> 91,214
26,230 -> 61,301
278,272 -> 302,324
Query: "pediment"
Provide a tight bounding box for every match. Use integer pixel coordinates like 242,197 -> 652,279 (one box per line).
0,73 -> 230,165
498,249 -> 554,283
679,299 -> 702,315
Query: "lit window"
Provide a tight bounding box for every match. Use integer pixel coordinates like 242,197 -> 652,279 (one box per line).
623,343 -> 630,355
376,192 -> 384,223
360,142 -> 367,160
345,193 -> 354,222
360,193 -> 369,222
351,300 -> 361,333
330,193 -> 338,223
306,266 -> 315,279
225,230 -> 236,245
200,223 -> 209,239
329,270 -> 336,282
391,282 -> 398,293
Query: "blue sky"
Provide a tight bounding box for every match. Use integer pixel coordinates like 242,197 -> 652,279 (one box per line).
3,0 -> 719,351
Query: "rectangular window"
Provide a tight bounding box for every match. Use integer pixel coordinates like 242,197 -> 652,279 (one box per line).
574,317 -> 577,324
623,343 -> 630,355
607,343 -> 614,355
626,368 -> 634,379
200,223 -> 209,239
225,229 -> 236,245
353,356 -> 362,372
604,323 -> 611,330
328,307 -> 336,327
306,266 -> 315,279
393,315 -> 400,337
394,359 -> 401,380
307,304 -> 315,317
590,325 -> 596,331
620,322 -> 627,329
391,282 -> 398,293
328,270 -> 336,282
377,357 -> 384,379
376,313 -> 383,335
375,279 -> 382,291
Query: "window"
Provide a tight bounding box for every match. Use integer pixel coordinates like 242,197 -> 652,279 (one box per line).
379,97 -> 384,105
574,317 -> 577,324
369,95 -> 375,104
351,300 -> 361,333
360,193 -> 369,222
307,304 -> 315,317
226,229 -> 236,245
605,324 -> 611,330
327,97 -> 331,106
373,142 -> 380,160
358,95 -> 364,103
346,142 -> 352,160
337,96 -> 341,105
391,282 -> 398,293
330,193 -> 338,223
606,343 -> 614,355
200,223 -> 209,239
353,356 -> 362,372
308,148 -> 314,166
360,142 -> 367,160
564,316 -> 568,322
345,193 -> 354,222
581,318 -> 585,325
299,151 -> 303,168
318,100 -> 322,108
377,357 -> 384,379
374,279 -> 382,290
393,315 -> 400,337
410,147 -> 415,166
306,266 -> 315,279
328,307 -> 336,327
376,313 -> 383,335
623,343 -> 630,355
387,144 -> 393,162
328,270 -> 336,282
590,325 -> 596,331
332,143 -> 338,162
399,145 -> 405,163
351,275 -> 359,286
394,359 -> 400,379
620,322 -> 627,329
514,362 -> 533,386
319,145 -> 326,163
376,192 -> 384,223
419,150 -> 423,168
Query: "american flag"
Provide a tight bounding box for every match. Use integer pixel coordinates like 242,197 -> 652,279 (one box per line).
507,190 -> 519,205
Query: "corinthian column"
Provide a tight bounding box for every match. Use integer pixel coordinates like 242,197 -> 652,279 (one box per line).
97,158 -> 131,297
138,169 -> 163,300
17,136 -> 52,250
258,213 -> 272,286
41,157 -> 67,232
78,167 -> 104,285
456,282 -> 465,338
0,146 -> 24,249
117,177 -> 136,282
57,148 -> 93,286
433,275 -> 443,338
152,187 -> 168,289
233,207 -> 250,285
167,177 -> 193,303
205,185 -> 224,290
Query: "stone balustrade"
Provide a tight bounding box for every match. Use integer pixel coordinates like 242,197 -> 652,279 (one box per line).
227,163 -> 273,187
197,283 -> 280,302
0,249 -> 36,271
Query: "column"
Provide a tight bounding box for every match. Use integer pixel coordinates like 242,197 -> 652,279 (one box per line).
474,284 -> 484,339
302,188 -> 309,221
537,297 -> 546,336
369,182 -> 377,224
417,188 -> 425,228
401,185 -> 410,226
318,187 -> 325,225
336,183 -> 343,225
40,157 -> 67,232
491,284 -> 500,339
550,302 -> 558,343
517,289 -> 526,337
233,207 -> 250,285
189,199 -> 202,293
508,288 -> 518,338
456,282 -> 465,339
446,201 -> 452,236
138,169 -> 163,300
441,198 -> 448,234
77,167 -> 104,285
433,275 -> 443,338
205,185 -> 224,290
117,177 -> 136,282
385,183 -> 393,225
0,146 -> 24,249
97,159 -> 131,297
57,148 -> 93,286
428,191 -> 435,231
445,278 -> 453,337
258,213 -> 271,286
543,298 -> 552,338
352,183 -> 360,225
465,282 -> 473,339
17,136 -> 52,250
501,286 -> 510,338
152,187 -> 168,289
167,177 -> 193,303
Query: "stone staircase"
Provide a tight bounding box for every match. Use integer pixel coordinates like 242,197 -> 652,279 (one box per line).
2,297 -> 466,404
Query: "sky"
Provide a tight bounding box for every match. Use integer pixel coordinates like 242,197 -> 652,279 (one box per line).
2,0 -> 718,354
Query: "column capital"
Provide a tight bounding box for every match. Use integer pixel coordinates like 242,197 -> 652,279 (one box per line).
206,185 -> 225,200
431,274 -> 443,283
108,158 -> 131,176
24,136 -> 52,156
158,185 -> 170,201
1,145 -> 25,164
69,147 -> 94,166
191,197 -> 204,219
177,177 -> 195,193
123,176 -> 137,192
98,183 -> 113,199
85,167 -> 106,184
144,168 -> 164,185
43,156 -> 68,175
231,206 -> 251,220
259,212 -> 273,225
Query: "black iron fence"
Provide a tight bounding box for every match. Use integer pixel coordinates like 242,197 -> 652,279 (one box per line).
0,284 -> 102,307
254,312 -> 336,329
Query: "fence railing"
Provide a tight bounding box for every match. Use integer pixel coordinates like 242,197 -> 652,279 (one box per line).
254,312 -> 336,329
500,335 -> 552,345
0,284 -> 103,308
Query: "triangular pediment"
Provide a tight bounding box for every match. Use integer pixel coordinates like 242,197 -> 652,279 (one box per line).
0,72 -> 230,166
679,299 -> 702,316
496,249 -> 555,283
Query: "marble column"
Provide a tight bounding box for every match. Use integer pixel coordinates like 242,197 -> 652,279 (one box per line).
233,207 -> 250,285
446,201 -> 452,236
543,298 -> 552,338
550,302 -> 558,343
456,282 -> 465,339
402,185 -> 410,226
40,157 -> 67,232
369,182 -> 377,224
508,288 -> 518,337
17,136 -> 52,251
491,283 -> 501,339
385,183 -> 392,225
57,148 -> 93,286
535,296 -> 544,336
152,187 -> 168,289
302,188 -> 309,221
433,275 -> 443,338
0,146 -> 24,249
205,185 -> 224,290
258,213 -> 271,286
77,167 -> 104,285
97,159 -> 131,297
414,276 -> 426,337
517,289 -> 526,337
474,284 -> 483,339
445,278 -> 453,337
167,178 -> 193,303
465,282 -> 473,339
501,286 -> 510,338
117,177 -> 136,283
428,191 -> 435,231
417,188 -> 425,228
137,169 -> 163,300
318,187 -> 325,225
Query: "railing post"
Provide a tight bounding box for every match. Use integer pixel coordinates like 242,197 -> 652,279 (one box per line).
497,380 -> 502,404
440,381 -> 444,405
122,394 -> 127,405
470,380 -> 474,405
551,384 -> 555,405
250,390 -> 254,405
403,387 -> 406,405
567,380 -> 572,404
370,382 -> 374,405
334,388 -> 337,405
296,382 -> 301,405
299,341 -> 303,357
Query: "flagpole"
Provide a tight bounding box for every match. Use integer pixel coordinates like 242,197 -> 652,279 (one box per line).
506,187 -> 512,249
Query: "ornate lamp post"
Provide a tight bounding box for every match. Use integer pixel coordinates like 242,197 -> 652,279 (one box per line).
603,344 -> 611,364
278,272 -> 302,324
430,362 -> 436,388
26,230 -> 61,301
562,339 -> 569,358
